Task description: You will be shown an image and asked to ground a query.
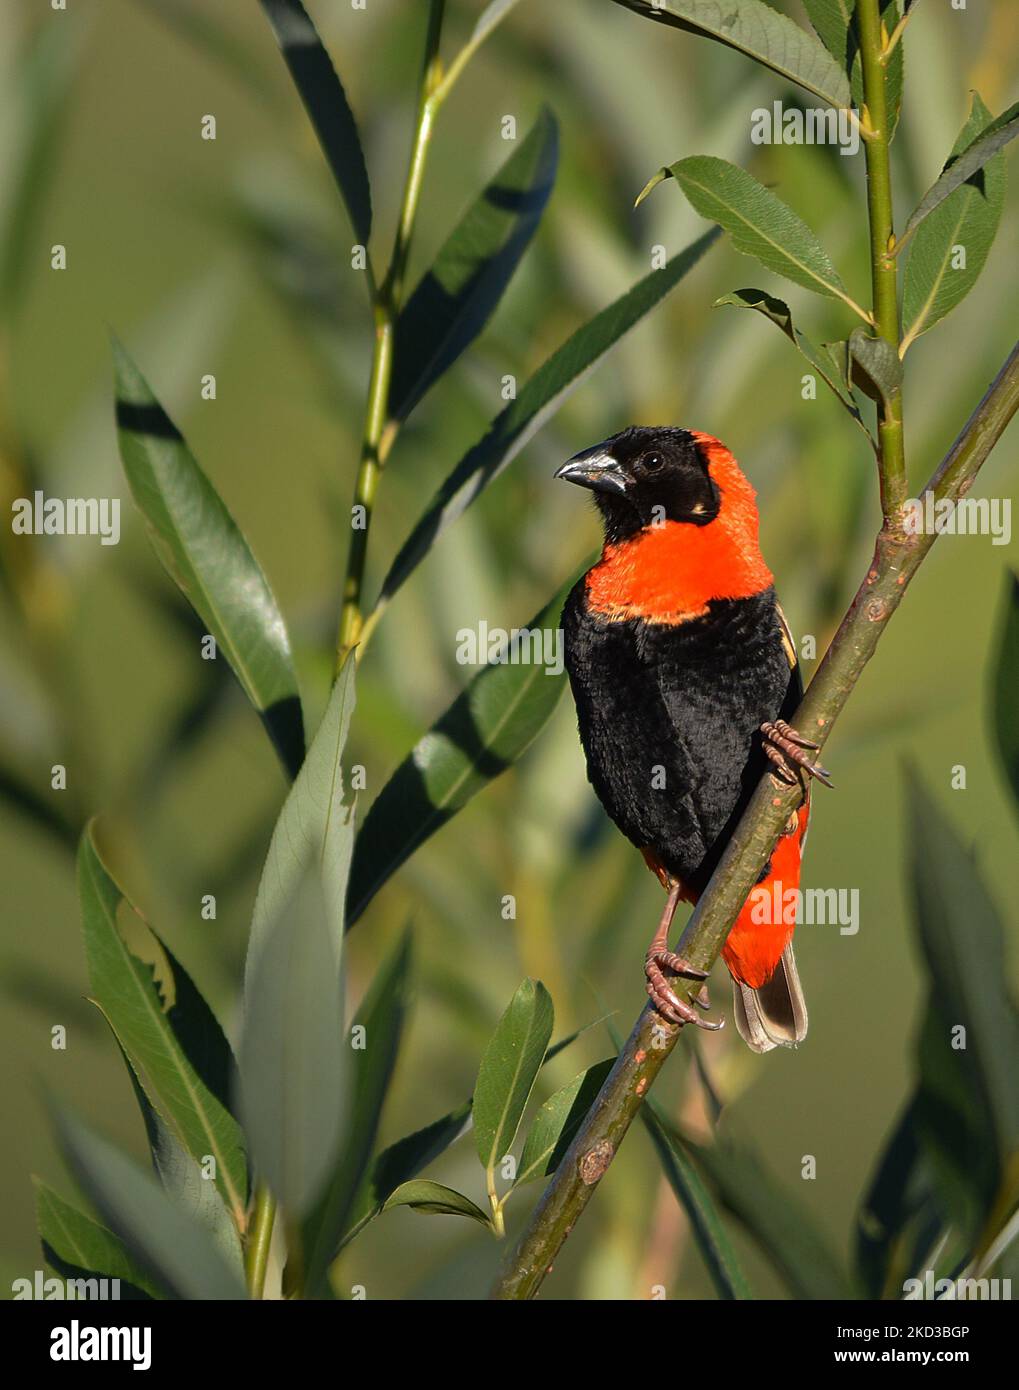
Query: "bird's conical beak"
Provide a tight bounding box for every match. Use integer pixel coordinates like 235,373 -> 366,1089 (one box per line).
554,444 -> 627,495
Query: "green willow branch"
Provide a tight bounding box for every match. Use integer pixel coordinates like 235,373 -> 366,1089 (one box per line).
244,1185 -> 276,1299
335,0 -> 525,669
490,337 -> 1019,1300
858,0 -> 906,520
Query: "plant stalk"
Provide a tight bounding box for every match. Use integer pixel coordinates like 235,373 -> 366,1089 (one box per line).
858,0 -> 906,520
336,0 -> 446,669
490,339 -> 1019,1300
245,1184 -> 277,1299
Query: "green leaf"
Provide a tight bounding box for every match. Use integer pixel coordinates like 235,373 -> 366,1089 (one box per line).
898,101 -> 1019,254
78,826 -> 248,1227
52,1106 -> 247,1300
992,571 -> 1019,809
854,1098 -> 955,1299
902,94 -> 1007,351
390,107 -> 558,424
609,0 -> 851,108
347,579 -> 572,925
332,1017 -> 597,1249
801,0 -> 903,135
848,326 -> 902,409
383,1180 -> 491,1227
905,770 -> 1019,1239
641,1104 -> 754,1300
92,1001 -> 245,1276
257,0 -> 371,243
246,655 -> 356,988
337,1102 -> 473,1252
375,229 -> 718,608
303,927 -> 412,1292
239,871 -> 348,1220
681,1129 -> 853,1298
642,157 -> 856,309
714,288 -> 872,444
113,338 -> 304,778
515,1060 -> 614,1186
34,1178 -> 163,1300
474,979 -> 554,1172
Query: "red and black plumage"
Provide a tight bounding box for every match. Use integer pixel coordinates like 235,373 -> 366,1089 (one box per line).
557,425 -> 826,1051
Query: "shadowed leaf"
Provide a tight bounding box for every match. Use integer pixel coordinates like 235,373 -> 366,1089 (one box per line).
34,1179 -> 162,1300
383,1180 -> 491,1227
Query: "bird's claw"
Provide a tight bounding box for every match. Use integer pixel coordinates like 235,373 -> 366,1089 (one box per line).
761,719 -> 833,789
645,951 -> 723,1031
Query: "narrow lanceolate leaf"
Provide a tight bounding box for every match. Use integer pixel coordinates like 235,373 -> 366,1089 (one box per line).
848,327 -> 902,409
383,1181 -> 491,1227
34,1179 -> 163,1300
714,289 -> 872,445
303,928 -> 413,1292
258,0 -> 371,243
992,571 -> 1019,809
376,229 -> 717,608
390,108 -> 558,424
94,1003 -> 244,1275
240,871 -> 348,1220
905,771 -> 1019,1214
641,1102 -> 753,1301
854,1099 -> 948,1299
515,1060 -> 614,1186
902,94 -> 1007,352
52,1107 -> 247,1300
642,158 -> 855,309
337,1102 -> 473,1252
474,979 -> 554,1171
801,0 -> 903,135
78,826 -> 248,1227
247,655 -> 356,988
113,339 -> 304,778
347,578 -> 573,925
898,102 -> 1019,255
609,0 -> 851,108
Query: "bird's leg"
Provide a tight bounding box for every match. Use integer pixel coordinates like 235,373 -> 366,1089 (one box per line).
645,881 -> 723,1030
761,718 -> 834,789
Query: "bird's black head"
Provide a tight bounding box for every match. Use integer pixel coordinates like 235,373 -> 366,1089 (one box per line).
554,426 -> 720,543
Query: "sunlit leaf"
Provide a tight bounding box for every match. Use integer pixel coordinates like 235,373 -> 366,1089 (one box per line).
113,338 -> 304,778
474,979 -> 554,1172
390,107 -> 558,423
902,94 -> 1007,351
383,1180 -> 491,1227
641,158 -> 854,308
78,826 -> 248,1227
258,0 -> 372,242
515,1060 -> 613,1185
610,0 -> 851,108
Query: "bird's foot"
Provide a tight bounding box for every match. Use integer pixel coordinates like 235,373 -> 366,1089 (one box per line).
645,951 -> 723,1030
761,719 -> 833,789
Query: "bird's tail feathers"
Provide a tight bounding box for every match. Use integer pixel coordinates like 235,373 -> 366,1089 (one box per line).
730,944 -> 808,1053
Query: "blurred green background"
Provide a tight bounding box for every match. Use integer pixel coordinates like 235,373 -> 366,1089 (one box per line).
2,0 -> 1017,1298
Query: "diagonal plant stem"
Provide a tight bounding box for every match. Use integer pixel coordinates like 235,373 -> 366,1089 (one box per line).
490,338 -> 1019,1300
858,0 -> 906,521
335,0 -> 527,670
336,0 -> 447,669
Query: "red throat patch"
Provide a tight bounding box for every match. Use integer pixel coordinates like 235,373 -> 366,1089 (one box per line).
585,432 -> 774,624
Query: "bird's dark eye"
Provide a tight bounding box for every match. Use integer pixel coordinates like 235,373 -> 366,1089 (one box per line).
642,452 -> 664,472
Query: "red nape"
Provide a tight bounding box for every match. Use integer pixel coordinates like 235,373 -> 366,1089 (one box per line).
722,801 -> 811,988
584,432 -> 774,623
